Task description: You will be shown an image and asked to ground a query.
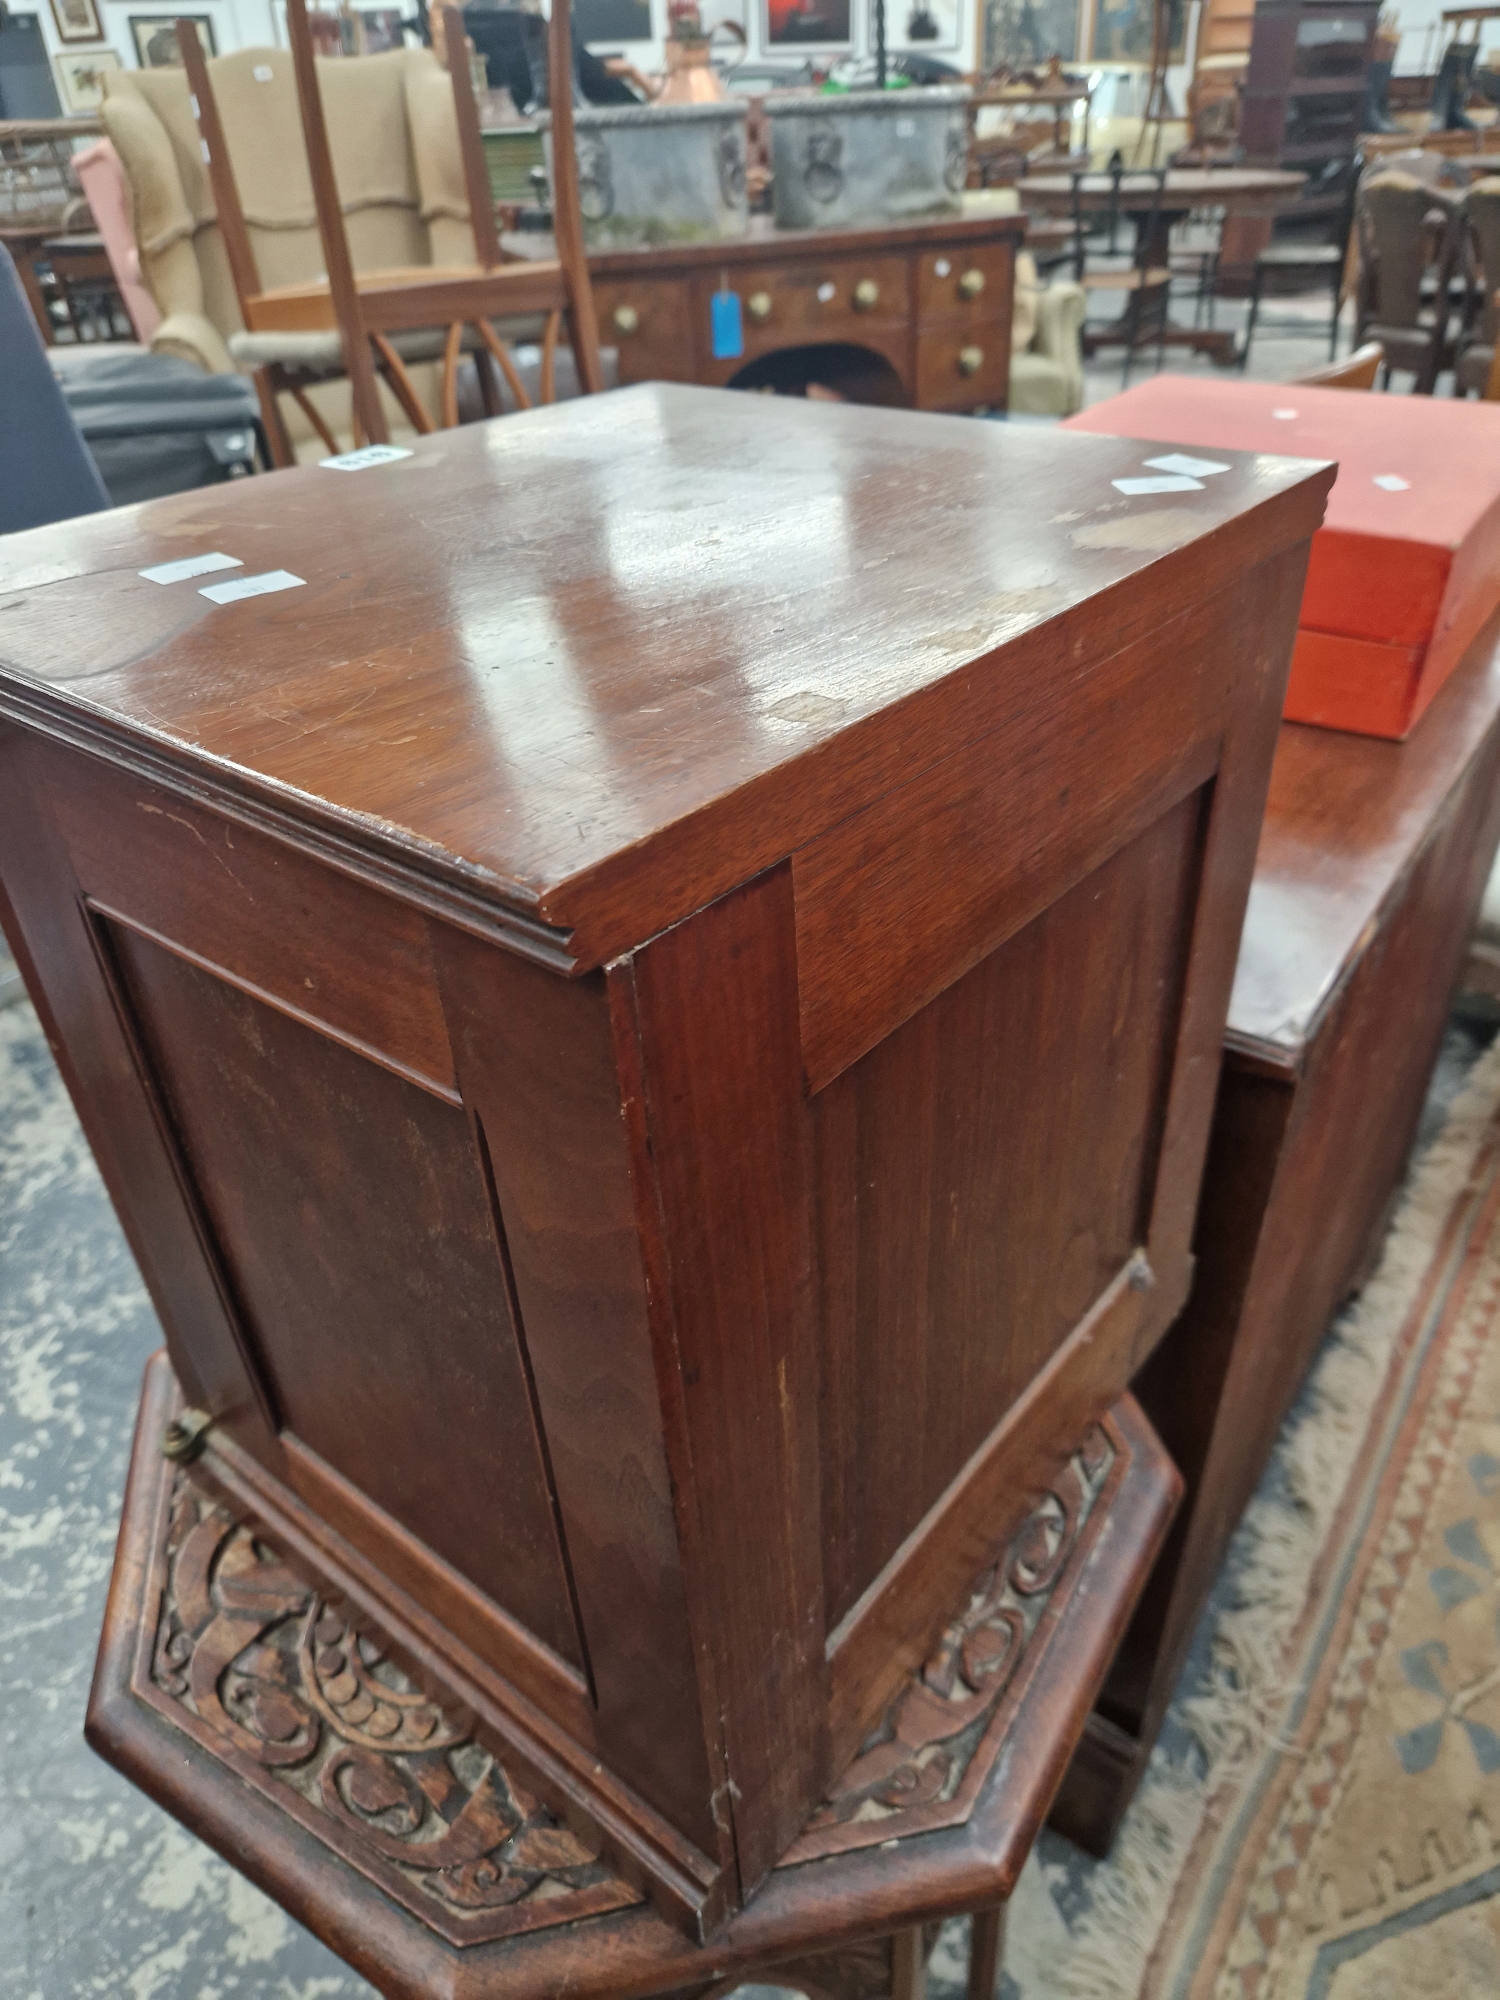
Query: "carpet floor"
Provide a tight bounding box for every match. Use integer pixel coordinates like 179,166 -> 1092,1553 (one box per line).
3,979 -> 1498,1998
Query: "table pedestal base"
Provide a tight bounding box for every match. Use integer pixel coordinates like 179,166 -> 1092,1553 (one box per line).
87,1352 -> 1177,1998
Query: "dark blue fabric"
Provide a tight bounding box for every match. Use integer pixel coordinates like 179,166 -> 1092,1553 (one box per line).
0,246 -> 111,536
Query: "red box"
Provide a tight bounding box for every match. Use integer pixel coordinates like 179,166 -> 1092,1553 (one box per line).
1064,377 -> 1500,739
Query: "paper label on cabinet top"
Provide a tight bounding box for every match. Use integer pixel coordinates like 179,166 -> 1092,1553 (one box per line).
1112,475 -> 1204,496
199,569 -> 306,605
139,551 -> 242,585
320,444 -> 414,471
1373,473 -> 1411,491
1143,453 -> 1230,478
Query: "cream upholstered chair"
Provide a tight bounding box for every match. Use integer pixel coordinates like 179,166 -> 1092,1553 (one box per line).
1008,251 -> 1086,417
959,191 -> 1085,418
99,48 -> 508,458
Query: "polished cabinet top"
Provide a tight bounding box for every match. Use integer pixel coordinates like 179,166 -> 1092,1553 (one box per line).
0,385 -> 1332,964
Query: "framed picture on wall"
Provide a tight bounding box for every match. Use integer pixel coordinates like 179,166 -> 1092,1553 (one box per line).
358,8 -> 409,51
893,0 -> 961,52
982,0 -> 1081,69
575,0 -> 654,40
130,14 -> 217,65
766,0 -> 851,47
1089,0 -> 1186,63
53,44 -> 120,108
48,0 -> 105,45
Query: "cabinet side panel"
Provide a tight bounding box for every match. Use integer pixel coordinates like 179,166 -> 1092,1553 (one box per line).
431,932 -> 723,1871
624,863 -> 826,1904
105,921 -> 586,1670
0,732 -> 262,1427
819,793 -> 1202,1627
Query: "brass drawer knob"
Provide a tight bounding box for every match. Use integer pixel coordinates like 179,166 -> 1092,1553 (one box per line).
957,345 -> 985,377
612,303 -> 640,335
853,278 -> 880,312
958,267 -> 985,300
747,290 -> 773,322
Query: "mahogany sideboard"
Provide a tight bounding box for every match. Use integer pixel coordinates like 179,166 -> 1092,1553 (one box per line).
573,210 -> 1029,411
0,385 -> 1330,1946
1052,610 -> 1500,1854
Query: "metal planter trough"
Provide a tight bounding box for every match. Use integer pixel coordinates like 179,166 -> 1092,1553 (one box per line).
542,100 -> 749,248
767,87 -> 970,232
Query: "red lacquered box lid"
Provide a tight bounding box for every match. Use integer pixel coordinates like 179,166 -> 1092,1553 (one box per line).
1064,379 -> 1500,727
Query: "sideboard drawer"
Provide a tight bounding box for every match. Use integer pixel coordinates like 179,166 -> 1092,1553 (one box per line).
916,324 -> 1009,409
592,277 -> 696,383
724,254 -> 912,346
916,244 -> 1014,324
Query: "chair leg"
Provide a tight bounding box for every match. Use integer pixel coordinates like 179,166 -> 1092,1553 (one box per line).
540,307 -> 561,404
1121,290 -> 1139,390
371,334 -> 436,434
1156,281 -> 1168,374
287,382 -> 341,458
1241,265 -> 1264,369
892,1926 -> 927,2000
441,320 -> 464,429
253,367 -> 296,469
476,348 -> 503,417
967,1906 -> 1007,2000
345,329 -> 390,446
1328,266 -> 1341,360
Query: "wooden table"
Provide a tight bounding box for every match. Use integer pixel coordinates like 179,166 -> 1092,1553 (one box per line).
563,209 -> 1031,411
1020,167 -> 1307,363
1052,610 -> 1500,1854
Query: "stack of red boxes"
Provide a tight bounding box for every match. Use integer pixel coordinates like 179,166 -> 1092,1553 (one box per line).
1065,377 -> 1500,739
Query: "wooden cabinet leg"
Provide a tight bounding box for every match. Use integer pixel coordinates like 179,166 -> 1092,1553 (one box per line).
892,1925 -> 927,2000
967,1905 -> 1006,2000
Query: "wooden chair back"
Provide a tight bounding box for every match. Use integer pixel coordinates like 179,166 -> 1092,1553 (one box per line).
1461,176 -> 1500,350
1356,172 -> 1454,328
180,2 -> 602,445
175,28 -> 270,320
1293,339 -> 1384,388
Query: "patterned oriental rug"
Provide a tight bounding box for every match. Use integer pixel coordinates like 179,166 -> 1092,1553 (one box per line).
1010,1032 -> 1500,2000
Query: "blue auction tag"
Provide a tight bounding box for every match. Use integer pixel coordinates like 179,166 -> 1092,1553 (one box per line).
711,289 -> 745,360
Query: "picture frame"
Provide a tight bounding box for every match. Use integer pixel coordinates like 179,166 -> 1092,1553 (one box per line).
53,45 -> 121,110
765,0 -> 851,49
982,0 -> 1081,68
1089,0 -> 1186,65
130,14 -> 218,66
893,0 -> 962,53
47,0 -> 105,44
357,7 -> 409,51
574,0 -> 654,40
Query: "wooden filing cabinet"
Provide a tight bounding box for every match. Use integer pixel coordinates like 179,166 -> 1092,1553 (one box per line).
0,387 -> 1330,1945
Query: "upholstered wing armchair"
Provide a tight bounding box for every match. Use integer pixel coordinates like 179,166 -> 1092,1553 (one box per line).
1008,251 -> 1086,417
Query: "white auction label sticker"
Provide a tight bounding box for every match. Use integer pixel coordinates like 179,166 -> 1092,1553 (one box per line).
1271,408 -> 1298,420
139,551 -> 242,586
1112,475 -> 1204,496
1372,473 -> 1411,492
199,570 -> 306,605
1143,453 -> 1230,478
320,444 -> 414,471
